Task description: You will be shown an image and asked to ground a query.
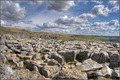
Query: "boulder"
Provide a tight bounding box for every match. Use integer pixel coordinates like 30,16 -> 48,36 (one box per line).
76,50 -> 91,62
21,44 -> 33,52
24,60 -> 41,71
42,65 -> 60,77
96,66 -> 113,77
49,53 -> 65,64
15,69 -> 45,79
87,66 -> 113,78
46,59 -> 61,67
32,54 -> 41,60
33,47 -> 41,52
4,53 -> 20,64
52,68 -> 88,80
16,61 -> 24,68
109,53 -> 120,68
10,47 -> 21,53
23,56 -> 32,60
58,50 -> 76,62
112,67 -> 120,78
20,51 -> 28,55
0,45 -> 8,53
91,51 -> 109,63
0,53 -> 6,64
76,58 -> 104,72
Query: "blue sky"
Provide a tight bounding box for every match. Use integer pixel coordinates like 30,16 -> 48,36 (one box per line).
1,0 -> 119,36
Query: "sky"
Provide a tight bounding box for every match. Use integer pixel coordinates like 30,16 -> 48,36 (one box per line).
1,0 -> 119,36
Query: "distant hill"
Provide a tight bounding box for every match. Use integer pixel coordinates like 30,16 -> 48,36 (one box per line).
0,26 -> 119,43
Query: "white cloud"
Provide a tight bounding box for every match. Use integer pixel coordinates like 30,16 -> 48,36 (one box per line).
91,5 -> 111,17
12,21 -> 36,31
91,0 -> 103,4
1,1 -> 26,26
1,20 -> 6,25
55,13 -> 96,26
48,0 -> 75,11
28,1 -> 44,6
79,13 -> 96,19
109,1 -> 119,12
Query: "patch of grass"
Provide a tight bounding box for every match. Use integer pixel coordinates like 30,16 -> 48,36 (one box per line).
35,58 -> 42,61
1,26 -> 119,43
67,61 -> 77,66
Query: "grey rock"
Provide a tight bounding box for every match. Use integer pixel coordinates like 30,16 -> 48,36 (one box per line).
76,58 -> 104,72
24,60 -> 41,71
52,68 -> 88,80
110,53 -> 120,68
42,65 -> 60,77
87,66 -> 113,78
0,63 -> 20,80
49,53 -> 65,64
91,51 -> 109,63
58,50 -> 76,62
46,59 -> 61,67
76,50 -> 91,62
0,53 -> 6,64
16,61 -> 24,68
112,67 -> 120,78
32,54 -> 41,60
15,69 -> 45,79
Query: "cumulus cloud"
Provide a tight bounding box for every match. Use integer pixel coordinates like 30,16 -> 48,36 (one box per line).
27,0 -> 75,11
91,0 -> 103,4
28,1 -> 44,6
48,0 -> 75,11
55,13 -> 96,26
91,5 -> 111,17
74,20 -> 119,36
79,13 -> 96,19
1,1 -> 26,26
109,1 -> 119,12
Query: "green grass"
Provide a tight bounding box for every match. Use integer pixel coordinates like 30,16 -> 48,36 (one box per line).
67,61 -> 77,66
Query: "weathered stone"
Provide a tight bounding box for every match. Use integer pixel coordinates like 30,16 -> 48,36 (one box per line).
33,47 -> 41,52
76,58 -> 103,72
42,65 -> 60,77
15,69 -> 45,79
21,45 -> 33,52
110,53 -> 120,68
91,51 -> 109,63
20,51 -> 28,55
10,47 -> 21,53
32,54 -> 41,60
0,53 -> 6,64
58,50 -> 76,62
24,60 -> 41,71
16,61 -> 24,68
0,63 -> 20,80
49,53 -> 65,64
46,59 -> 61,67
76,50 -> 91,62
23,56 -> 32,60
112,67 -> 120,78
52,68 -> 88,80
0,45 -> 8,53
96,66 -> 113,77
97,76 -> 112,80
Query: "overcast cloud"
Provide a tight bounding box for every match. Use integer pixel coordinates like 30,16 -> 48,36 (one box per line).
1,1 -> 26,26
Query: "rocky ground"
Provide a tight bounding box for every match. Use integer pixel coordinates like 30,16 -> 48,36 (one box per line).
0,34 -> 120,80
